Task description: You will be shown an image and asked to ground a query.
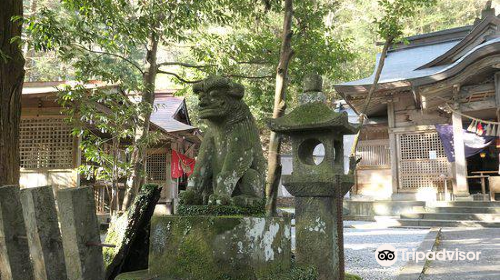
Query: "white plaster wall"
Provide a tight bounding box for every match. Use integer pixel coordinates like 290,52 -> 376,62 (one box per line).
20,169 -> 77,189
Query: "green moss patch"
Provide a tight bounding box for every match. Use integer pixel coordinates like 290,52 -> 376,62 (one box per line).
177,202 -> 264,216
260,266 -> 318,280
260,265 -> 362,280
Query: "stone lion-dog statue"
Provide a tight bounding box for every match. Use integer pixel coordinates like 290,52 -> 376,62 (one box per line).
180,77 -> 266,207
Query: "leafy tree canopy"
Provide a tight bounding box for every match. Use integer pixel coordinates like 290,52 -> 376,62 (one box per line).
24,0 -> 490,127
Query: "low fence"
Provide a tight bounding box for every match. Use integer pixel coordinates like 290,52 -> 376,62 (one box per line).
93,183 -> 126,215
0,185 -> 106,280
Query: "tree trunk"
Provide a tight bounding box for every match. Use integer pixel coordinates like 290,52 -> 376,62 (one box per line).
122,32 -> 159,209
349,38 -> 392,160
104,184 -> 162,280
0,0 -> 25,186
111,136 -> 120,215
265,0 -> 294,216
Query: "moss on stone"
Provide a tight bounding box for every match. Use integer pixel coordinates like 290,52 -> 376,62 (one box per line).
177,201 -> 265,216
150,217 -> 232,280
346,273 -> 363,280
260,265 -> 362,280
103,184 -> 160,269
103,213 -> 128,267
211,218 -> 241,234
146,216 -> 291,280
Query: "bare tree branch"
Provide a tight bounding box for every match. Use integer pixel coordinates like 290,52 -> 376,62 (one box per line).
157,69 -> 273,83
156,69 -> 203,83
233,59 -> 273,65
156,61 -> 215,69
224,74 -> 274,79
74,44 -> 145,75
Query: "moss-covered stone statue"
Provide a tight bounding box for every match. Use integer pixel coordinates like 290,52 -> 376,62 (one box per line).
181,77 -> 266,207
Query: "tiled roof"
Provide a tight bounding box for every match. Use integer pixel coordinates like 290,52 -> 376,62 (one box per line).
150,94 -> 195,133
336,13 -> 500,91
22,83 -> 196,133
339,40 -> 460,87
338,37 -> 500,88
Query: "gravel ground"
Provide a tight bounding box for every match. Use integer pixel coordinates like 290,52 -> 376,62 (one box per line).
343,221 -> 429,280
422,228 -> 500,280
290,220 -> 429,280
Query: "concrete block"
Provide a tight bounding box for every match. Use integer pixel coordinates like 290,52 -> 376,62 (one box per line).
0,185 -> 34,280
57,187 -> 104,280
20,186 -> 67,280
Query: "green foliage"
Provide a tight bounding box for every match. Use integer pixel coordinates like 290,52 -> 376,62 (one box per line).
24,0 -> 487,128
57,84 -> 146,182
173,1 -> 354,127
178,189 -> 203,205
346,273 -> 363,280
376,0 -> 437,41
177,203 -> 265,217
25,0 -> 266,89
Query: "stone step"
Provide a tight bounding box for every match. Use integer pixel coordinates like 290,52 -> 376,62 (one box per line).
416,206 -> 500,214
396,218 -> 500,228
428,201 -> 500,208
401,212 -> 500,222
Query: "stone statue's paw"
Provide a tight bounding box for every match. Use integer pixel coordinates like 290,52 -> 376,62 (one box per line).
231,195 -> 263,207
208,194 -> 232,205
179,189 -> 203,205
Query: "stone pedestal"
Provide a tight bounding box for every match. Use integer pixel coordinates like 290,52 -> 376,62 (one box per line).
295,197 -> 344,280
283,174 -> 353,280
116,215 -> 291,280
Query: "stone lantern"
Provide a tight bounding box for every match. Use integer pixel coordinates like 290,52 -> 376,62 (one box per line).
267,74 -> 357,280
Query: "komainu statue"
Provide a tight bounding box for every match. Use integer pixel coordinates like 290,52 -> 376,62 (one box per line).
181,77 -> 266,206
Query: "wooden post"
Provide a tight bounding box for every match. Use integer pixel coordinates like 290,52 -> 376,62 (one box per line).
481,176 -> 487,199
20,186 -> 67,280
75,135 -> 82,188
452,86 -> 471,200
0,185 -> 34,280
387,101 -> 399,195
494,73 -> 500,175
57,187 -> 104,280
444,179 -> 449,201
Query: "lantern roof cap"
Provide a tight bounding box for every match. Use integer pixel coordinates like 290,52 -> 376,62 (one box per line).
267,102 -> 358,134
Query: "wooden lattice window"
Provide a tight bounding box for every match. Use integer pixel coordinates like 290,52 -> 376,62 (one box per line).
146,153 -> 167,181
356,140 -> 390,167
397,131 -> 451,189
20,117 -> 74,169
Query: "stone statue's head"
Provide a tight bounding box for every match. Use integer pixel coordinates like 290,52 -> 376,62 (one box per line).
193,77 -> 245,121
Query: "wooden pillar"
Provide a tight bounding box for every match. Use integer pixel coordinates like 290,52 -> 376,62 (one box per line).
495,73 -> 500,175
387,101 -> 399,195
452,86 -> 471,199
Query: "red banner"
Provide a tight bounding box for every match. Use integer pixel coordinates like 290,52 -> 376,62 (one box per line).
171,150 -> 196,179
